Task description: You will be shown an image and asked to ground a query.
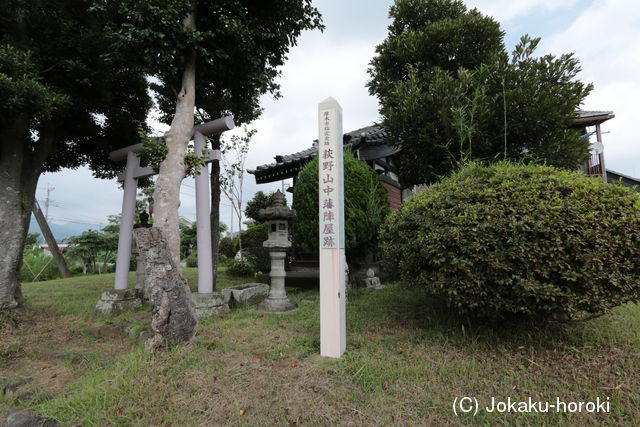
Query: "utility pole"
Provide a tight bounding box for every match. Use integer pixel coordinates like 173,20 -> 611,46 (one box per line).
44,183 -> 54,220
32,200 -> 72,278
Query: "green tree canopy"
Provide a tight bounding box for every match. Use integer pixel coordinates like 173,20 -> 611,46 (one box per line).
1,0 -> 151,308
111,0 -> 323,125
179,219 -> 228,260
368,0 -> 593,187
101,0 -> 324,269
65,230 -> 118,275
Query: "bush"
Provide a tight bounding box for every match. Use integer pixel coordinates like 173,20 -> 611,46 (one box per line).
186,251 -> 198,268
381,162 -> 640,320
292,150 -> 389,260
227,258 -> 255,277
240,222 -> 270,274
20,248 -> 61,282
219,237 -> 237,259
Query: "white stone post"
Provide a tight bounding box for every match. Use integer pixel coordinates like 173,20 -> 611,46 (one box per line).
114,151 -> 140,290
318,97 -> 346,358
194,130 -> 213,293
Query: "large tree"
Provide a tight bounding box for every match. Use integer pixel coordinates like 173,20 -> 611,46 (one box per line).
111,0 -> 323,268
368,0 -> 592,186
0,1 -> 150,308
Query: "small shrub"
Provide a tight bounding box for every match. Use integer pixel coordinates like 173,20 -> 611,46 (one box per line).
186,251 -> 198,268
240,222 -> 270,273
219,237 -> 237,259
227,258 -> 255,277
129,254 -> 137,272
69,265 -> 85,275
381,162 -> 640,320
20,248 -> 61,282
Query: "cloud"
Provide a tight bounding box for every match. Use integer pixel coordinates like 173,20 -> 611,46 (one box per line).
540,0 -> 640,176
38,0 -> 640,237
223,32 -> 383,229
466,0 -> 580,22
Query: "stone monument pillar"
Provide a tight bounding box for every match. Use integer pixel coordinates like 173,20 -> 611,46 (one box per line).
134,211 -> 151,299
257,191 -> 297,313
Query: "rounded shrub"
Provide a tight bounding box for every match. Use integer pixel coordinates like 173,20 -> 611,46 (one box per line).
185,251 -> 198,268
227,258 -> 255,277
219,237 -> 237,259
240,222 -> 270,274
292,150 -> 390,260
381,162 -> 640,320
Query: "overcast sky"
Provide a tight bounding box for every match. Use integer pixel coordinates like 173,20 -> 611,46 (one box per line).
37,0 -> 640,235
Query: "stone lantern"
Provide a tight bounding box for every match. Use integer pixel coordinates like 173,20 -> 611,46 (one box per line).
257,190 -> 297,313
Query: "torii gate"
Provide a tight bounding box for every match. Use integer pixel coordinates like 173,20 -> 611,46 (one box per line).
109,117 -> 235,294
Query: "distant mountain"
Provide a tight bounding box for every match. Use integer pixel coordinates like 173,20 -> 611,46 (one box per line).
28,218 -> 97,243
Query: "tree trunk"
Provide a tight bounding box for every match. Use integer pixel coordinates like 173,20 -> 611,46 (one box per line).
133,227 -> 197,354
0,180 -> 33,308
210,136 -> 220,291
153,11 -> 197,267
0,115 -> 42,309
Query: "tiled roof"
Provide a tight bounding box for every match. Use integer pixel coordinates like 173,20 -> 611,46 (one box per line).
345,125 -> 390,146
249,146 -> 317,174
573,110 -> 615,127
577,110 -> 614,118
247,125 -> 393,183
250,110 -> 613,183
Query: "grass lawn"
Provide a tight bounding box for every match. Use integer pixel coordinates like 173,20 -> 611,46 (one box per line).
1,268 -> 639,425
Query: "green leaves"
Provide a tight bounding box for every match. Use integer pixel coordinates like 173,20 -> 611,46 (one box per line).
292,151 -> 390,261
368,0 -> 592,187
114,0 -> 323,126
381,162 -> 640,321
0,45 -> 69,122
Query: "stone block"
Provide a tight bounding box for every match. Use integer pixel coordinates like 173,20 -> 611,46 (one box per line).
2,407 -> 58,427
95,289 -> 143,316
257,296 -> 298,314
190,292 -> 231,318
363,268 -> 385,290
222,283 -> 270,308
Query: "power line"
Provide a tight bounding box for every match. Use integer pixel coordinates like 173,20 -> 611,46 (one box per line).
179,189 -> 235,208
36,200 -> 107,224
47,217 -> 105,228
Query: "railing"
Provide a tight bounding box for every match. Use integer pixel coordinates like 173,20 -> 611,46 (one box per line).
583,152 -> 606,180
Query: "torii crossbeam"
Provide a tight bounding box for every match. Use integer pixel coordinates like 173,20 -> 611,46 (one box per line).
110,116 -> 235,293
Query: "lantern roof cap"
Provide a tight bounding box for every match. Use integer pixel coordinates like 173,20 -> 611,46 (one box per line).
259,190 -> 297,220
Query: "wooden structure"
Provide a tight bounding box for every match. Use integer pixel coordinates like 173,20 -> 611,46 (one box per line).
248,125 -> 404,210
250,109 -> 631,210
571,110 -> 615,182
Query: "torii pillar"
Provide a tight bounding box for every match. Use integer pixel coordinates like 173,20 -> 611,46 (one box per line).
95,117 -> 235,316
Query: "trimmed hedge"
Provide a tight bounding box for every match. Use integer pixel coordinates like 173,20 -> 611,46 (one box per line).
240,222 -> 270,274
292,150 -> 389,260
381,162 -> 640,320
